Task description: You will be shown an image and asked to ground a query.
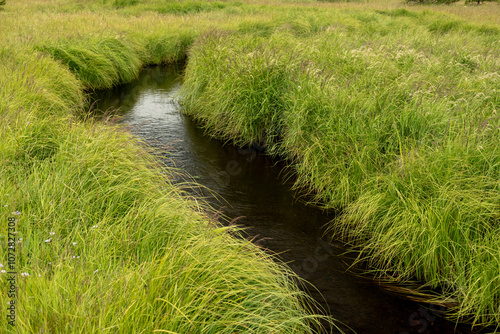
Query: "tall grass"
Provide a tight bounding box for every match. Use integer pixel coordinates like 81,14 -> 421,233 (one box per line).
38,37 -> 144,90
1,116 -> 329,332
0,0 -> 340,332
181,6 -> 500,328
3,0 -> 500,330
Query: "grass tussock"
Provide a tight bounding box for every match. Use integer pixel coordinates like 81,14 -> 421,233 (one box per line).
180,5 -> 500,328
38,37 -> 144,90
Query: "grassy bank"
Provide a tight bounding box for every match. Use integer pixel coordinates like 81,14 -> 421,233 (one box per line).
0,1 -> 336,332
3,0 -> 500,331
180,2 -> 500,329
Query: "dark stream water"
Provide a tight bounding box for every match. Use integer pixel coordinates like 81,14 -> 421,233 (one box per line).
91,65 -> 479,334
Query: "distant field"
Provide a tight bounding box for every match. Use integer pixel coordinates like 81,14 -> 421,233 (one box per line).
1,0 -> 500,331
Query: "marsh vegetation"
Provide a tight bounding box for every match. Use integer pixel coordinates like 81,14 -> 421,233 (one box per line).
1,0 -> 500,332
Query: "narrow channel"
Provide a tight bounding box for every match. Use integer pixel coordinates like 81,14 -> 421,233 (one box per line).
91,64 -> 476,334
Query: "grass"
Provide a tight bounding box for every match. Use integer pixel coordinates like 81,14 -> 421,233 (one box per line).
2,0 -> 500,331
180,2 -> 500,329
0,115 -> 328,332
0,0 -> 339,332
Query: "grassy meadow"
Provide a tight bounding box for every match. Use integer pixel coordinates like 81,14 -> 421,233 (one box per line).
1,0 -> 500,332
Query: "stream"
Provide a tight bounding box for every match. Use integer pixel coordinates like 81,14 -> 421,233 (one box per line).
91,64 -> 477,334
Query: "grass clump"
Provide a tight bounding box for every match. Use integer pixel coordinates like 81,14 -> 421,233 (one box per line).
182,30 -> 299,150
38,36 -> 144,90
143,30 -> 196,64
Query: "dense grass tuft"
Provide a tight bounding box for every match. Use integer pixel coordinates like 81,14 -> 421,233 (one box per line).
144,30 -> 196,64
38,36 -> 144,90
1,113 -> 330,332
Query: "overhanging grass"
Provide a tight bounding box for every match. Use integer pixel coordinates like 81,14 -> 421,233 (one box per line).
0,0 -> 340,332
180,6 -> 500,328
1,116 -> 328,332
3,0 -> 500,330
38,36 -> 144,90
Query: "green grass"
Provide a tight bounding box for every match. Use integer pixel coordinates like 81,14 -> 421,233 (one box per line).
180,4 -> 500,328
38,37 -> 144,90
1,115 -> 329,332
0,0 -> 339,332
2,0 -> 500,331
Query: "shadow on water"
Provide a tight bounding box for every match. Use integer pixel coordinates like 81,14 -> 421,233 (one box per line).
90,65 -> 482,334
